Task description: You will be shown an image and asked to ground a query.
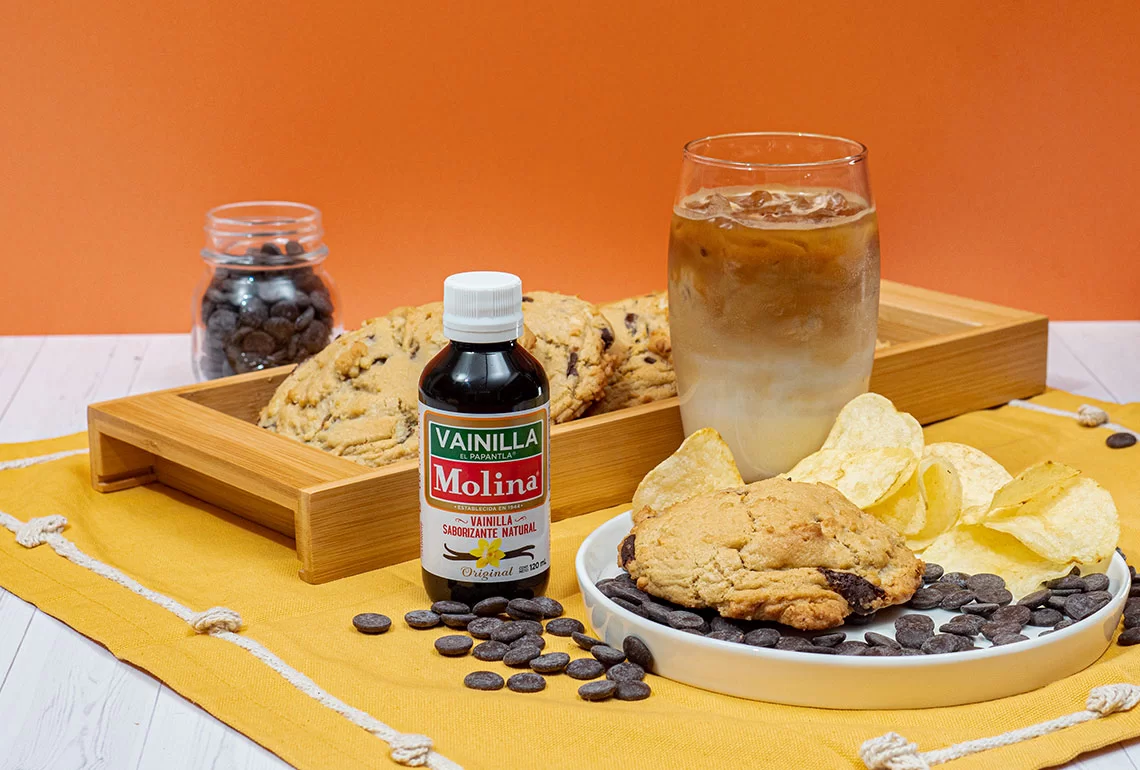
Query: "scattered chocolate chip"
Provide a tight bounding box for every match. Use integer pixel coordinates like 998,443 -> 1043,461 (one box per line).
566,658 -> 606,680
1082,574 -> 1110,593
973,587 -> 1013,606
991,605 -> 1031,627
940,572 -> 971,588
1046,575 -> 1085,591
464,671 -> 505,691
578,680 -> 617,701
1053,618 -> 1075,631
812,633 -> 846,648
467,616 -> 505,639
961,602 -> 999,617
940,589 -> 976,610
1017,589 -> 1052,608
511,634 -> 546,651
921,634 -> 969,654
472,596 -> 509,616
864,646 -> 901,657
907,588 -> 942,610
775,637 -> 813,652
503,645 -> 543,668
491,622 -> 528,643
743,628 -> 781,648
572,631 -> 604,650
405,610 -> 441,629
507,673 -> 546,693
512,620 -> 544,636
922,563 -> 944,583
865,632 -> 901,649
1065,591 -> 1112,621
706,627 -> 744,644
1046,595 -> 1070,611
623,636 -> 654,670
1119,628 -> 1140,646
591,645 -> 626,667
434,635 -> 473,657
981,622 -> 1022,641
1124,610 -> 1140,629
807,645 -> 839,655
506,598 -> 544,620
605,662 -> 646,682
1106,432 -> 1137,449
834,641 -> 870,656
352,613 -> 391,635
966,573 -> 1005,592
531,652 -> 571,674
546,618 -> 585,637
1030,608 -> 1064,627
939,617 -> 983,637
895,614 -> 936,633
431,600 -> 470,615
1052,588 -> 1082,597
611,597 -> 648,617
615,681 -> 651,701
666,610 -> 706,631
441,613 -> 477,630
472,641 -> 510,661
532,597 -> 564,618
991,633 -> 1028,646
643,602 -> 673,625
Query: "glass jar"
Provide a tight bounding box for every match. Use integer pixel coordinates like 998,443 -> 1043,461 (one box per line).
193,201 -> 341,380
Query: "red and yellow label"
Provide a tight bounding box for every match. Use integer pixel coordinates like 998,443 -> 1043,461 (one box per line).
419,404 -> 550,582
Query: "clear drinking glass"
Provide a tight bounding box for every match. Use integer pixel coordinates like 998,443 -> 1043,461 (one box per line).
667,132 -> 880,481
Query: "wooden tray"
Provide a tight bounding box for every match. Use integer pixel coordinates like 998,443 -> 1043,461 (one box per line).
87,281 -> 1048,584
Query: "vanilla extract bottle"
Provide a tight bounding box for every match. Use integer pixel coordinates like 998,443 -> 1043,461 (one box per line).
418,271 -> 551,602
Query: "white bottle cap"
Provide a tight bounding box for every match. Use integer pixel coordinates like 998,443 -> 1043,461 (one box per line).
442,271 -> 524,343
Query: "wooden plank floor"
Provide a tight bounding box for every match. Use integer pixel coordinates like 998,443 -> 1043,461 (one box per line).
0,326 -> 1137,769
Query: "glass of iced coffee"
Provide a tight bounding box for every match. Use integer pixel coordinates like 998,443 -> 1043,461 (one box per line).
668,132 -> 879,481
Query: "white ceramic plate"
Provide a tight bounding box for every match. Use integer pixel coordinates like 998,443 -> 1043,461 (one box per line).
576,510 -> 1128,709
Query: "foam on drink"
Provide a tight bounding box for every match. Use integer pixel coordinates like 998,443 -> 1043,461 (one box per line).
667,185 -> 880,480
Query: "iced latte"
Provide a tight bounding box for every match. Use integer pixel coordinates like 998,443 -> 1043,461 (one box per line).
668,175 -> 879,480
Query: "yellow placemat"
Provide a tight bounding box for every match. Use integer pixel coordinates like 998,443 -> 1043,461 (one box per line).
1,390 -> 1139,770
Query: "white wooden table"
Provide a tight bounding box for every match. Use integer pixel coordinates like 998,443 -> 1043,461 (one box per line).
0,325 -> 1137,770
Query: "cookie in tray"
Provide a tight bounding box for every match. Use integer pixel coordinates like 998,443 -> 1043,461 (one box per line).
259,291 -> 620,466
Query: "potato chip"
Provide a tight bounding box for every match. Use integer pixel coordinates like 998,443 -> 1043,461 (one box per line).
866,466 -> 925,536
924,442 -> 1011,512
785,447 -> 917,509
921,525 -> 1075,599
907,457 -> 963,551
820,393 -> 924,458
987,460 -> 1079,512
631,428 -> 743,519
983,477 -> 1119,564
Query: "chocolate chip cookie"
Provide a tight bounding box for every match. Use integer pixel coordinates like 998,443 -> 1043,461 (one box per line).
517,291 -> 617,422
588,291 -> 675,414
619,477 -> 924,630
261,292 -> 617,465
258,302 -> 449,467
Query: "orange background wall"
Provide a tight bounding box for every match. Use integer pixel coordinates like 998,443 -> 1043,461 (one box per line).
1,1 -> 1138,335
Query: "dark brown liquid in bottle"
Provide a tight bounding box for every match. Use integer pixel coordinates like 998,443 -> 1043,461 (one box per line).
419,339 -> 550,603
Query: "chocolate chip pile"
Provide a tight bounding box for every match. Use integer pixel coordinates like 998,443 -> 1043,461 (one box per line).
596,562 -> 1119,656
198,241 -> 335,378
353,597 -> 655,701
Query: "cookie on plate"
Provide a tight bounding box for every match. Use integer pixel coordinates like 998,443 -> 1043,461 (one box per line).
258,303 -> 448,467
618,477 -> 924,630
589,291 -> 675,414
518,291 -> 617,422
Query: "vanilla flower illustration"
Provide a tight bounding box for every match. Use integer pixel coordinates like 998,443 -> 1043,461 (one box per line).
469,538 -> 505,568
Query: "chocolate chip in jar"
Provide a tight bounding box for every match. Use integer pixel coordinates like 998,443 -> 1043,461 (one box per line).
194,202 -> 338,381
